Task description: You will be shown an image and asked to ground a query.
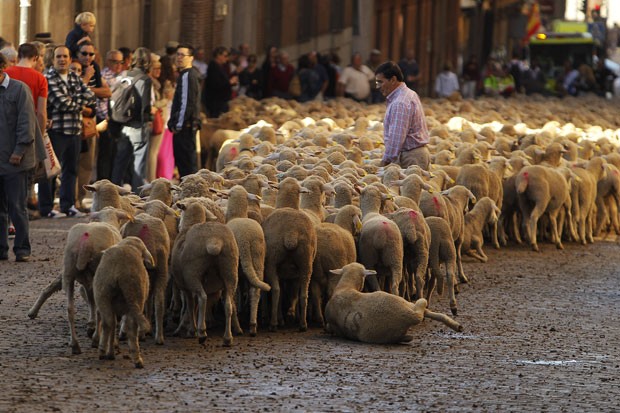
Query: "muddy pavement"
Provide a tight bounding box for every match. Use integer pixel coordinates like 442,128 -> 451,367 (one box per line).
1,217 -> 619,412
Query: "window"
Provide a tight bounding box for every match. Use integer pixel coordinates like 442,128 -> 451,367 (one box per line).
297,0 -> 315,42
330,0 -> 345,32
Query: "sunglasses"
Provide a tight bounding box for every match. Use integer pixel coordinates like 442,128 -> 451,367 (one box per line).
80,52 -> 95,57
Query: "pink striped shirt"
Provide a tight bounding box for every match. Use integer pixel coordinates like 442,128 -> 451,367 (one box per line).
382,83 -> 429,164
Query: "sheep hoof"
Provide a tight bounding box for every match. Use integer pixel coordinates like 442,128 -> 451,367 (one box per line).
223,337 -> 233,347
268,324 -> 277,332
249,324 -> 257,337
531,244 -> 539,252
135,360 -> 144,369
119,332 -> 127,341
27,309 -> 37,319
556,243 -> 564,250
155,338 -> 164,345
198,335 -> 207,344
299,325 -> 308,332
456,324 -> 464,332
86,326 -> 95,337
451,308 -> 458,316
400,334 -> 414,343
71,344 -> 82,355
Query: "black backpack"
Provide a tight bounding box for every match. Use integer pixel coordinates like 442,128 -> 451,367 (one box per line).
109,74 -> 146,123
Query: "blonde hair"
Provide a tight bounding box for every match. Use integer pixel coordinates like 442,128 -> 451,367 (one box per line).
75,12 -> 96,25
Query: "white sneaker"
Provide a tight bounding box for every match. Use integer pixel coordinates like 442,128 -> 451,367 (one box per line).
64,206 -> 86,218
47,210 -> 67,219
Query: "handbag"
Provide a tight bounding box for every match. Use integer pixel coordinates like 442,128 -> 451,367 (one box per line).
42,133 -> 61,178
152,108 -> 164,135
81,107 -> 98,140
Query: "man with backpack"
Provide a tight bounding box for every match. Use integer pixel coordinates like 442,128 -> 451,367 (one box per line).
109,47 -> 152,191
169,44 -> 201,177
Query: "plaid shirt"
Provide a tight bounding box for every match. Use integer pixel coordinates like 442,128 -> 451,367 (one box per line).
46,68 -> 95,136
96,66 -> 120,120
382,83 -> 429,164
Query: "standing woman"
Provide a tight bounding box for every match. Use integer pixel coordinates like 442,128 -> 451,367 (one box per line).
202,46 -> 237,118
146,54 -> 173,182
109,47 -> 152,191
156,49 -> 177,180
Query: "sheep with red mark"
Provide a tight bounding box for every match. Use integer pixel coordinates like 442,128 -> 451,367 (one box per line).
358,185 -> 404,296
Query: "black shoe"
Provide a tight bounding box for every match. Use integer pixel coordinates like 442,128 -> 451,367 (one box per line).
16,254 -> 30,262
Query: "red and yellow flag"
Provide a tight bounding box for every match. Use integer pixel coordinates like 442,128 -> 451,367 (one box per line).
523,1 -> 542,44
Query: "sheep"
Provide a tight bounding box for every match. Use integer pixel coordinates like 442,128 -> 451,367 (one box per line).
324,263 -> 462,344
594,163 -> 620,236
171,220 -> 239,345
139,178 -> 179,206
515,165 -> 572,251
310,204 -> 361,326
569,157 -> 607,244
385,208 -> 431,301
120,213 -> 170,345
358,185 -> 404,295
300,176 -> 331,225
498,156 -> 531,245
225,185 -> 271,336
94,236 -> 154,368
262,177 -> 317,331
84,179 -> 136,215
61,222 -> 123,354
175,173 -> 212,200
137,199 -> 180,245
452,146 -> 482,166
424,216 -> 459,315
462,197 -> 501,262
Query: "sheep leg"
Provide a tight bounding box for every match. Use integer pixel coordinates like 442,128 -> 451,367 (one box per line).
446,260 -> 458,316
125,315 -> 144,368
153,286 -> 166,345
269,277 -> 280,332
424,268 -> 437,308
27,275 -> 62,319
490,221 -> 500,249
82,285 -> 97,338
424,309 -> 463,332
65,281 -> 82,355
248,286 -> 261,336
222,290 -> 234,347
231,296 -> 243,336
97,316 -> 110,360
511,213 -> 523,244
471,237 -> 488,263
196,290 -> 208,344
309,280 -> 325,327
549,211 -> 564,250
455,238 -> 468,284
528,206 -> 544,252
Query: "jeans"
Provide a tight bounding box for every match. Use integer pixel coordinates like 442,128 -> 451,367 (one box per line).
0,171 -> 30,257
111,125 -> 146,192
38,131 -> 81,215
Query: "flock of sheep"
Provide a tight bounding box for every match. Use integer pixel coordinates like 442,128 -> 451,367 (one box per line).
27,93 -> 620,368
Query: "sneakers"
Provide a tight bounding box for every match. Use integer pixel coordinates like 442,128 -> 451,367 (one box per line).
8,225 -> 15,239
64,206 -> 86,218
46,210 -> 67,219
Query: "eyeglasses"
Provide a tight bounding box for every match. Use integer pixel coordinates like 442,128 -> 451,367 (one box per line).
80,52 -> 95,57
176,53 -> 192,57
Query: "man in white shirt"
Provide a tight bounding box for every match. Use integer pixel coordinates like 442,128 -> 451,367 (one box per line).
337,52 -> 374,102
435,63 -> 460,98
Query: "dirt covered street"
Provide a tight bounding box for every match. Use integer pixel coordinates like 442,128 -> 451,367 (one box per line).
0,216 -> 618,412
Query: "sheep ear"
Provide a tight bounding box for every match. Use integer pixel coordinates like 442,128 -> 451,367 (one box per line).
143,249 -> 156,270
117,185 -> 132,195
89,211 -> 100,220
300,187 -> 311,194
329,269 -> 344,275
363,269 -> 377,276
118,211 -> 134,223
171,184 -> 181,191
138,183 -> 152,192
247,193 -> 262,202
176,201 -> 187,211
83,184 -> 98,192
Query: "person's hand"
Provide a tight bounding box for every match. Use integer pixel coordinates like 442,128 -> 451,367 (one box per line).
9,153 -> 23,166
77,36 -> 91,45
46,120 -> 53,130
96,119 -> 108,133
83,65 -> 95,82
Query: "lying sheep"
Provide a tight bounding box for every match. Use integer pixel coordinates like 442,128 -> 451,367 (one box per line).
324,263 -> 462,344
462,197 -> 500,262
94,236 -> 154,368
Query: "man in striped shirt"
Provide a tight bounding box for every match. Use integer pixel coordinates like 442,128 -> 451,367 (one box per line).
375,61 -> 430,170
39,45 -> 95,218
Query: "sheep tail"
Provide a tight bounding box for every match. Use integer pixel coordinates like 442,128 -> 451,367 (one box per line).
76,232 -> 91,271
424,309 -> 463,332
206,237 -> 224,255
241,261 -> 271,292
516,172 -> 529,194
283,231 -> 299,250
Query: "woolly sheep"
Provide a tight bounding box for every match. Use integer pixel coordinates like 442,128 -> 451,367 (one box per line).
225,185 -> 271,336
310,205 -> 361,326
424,216 -> 459,315
324,263 -> 462,344
84,179 -> 136,215
462,197 -> 500,262
94,236 -> 154,368
120,213 -> 170,345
